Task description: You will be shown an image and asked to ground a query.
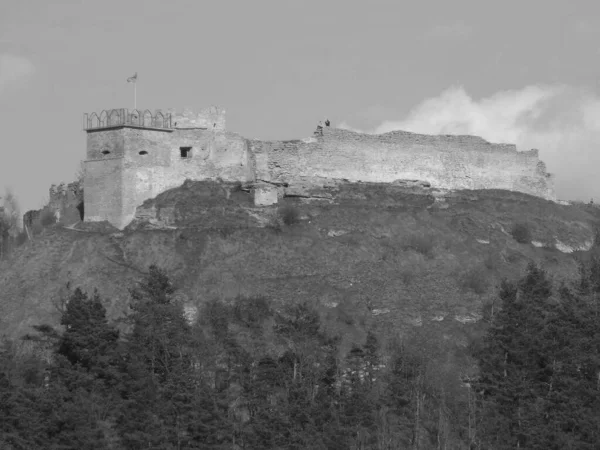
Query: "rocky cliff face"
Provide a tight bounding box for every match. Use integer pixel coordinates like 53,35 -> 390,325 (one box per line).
1,181 -> 596,346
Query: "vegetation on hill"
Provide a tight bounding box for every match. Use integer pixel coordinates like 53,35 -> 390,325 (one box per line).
0,261 -> 599,449
1,182 -> 597,341
1,181 -> 600,447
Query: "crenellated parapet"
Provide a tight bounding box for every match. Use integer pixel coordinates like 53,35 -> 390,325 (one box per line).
83,106 -> 226,133
83,109 -> 173,131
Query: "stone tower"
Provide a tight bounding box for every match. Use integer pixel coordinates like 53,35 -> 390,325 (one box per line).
82,106 -> 252,229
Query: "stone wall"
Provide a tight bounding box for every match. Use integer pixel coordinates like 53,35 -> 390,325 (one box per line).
48,181 -> 83,225
84,158 -> 124,227
252,127 -> 555,200
83,115 -> 555,229
22,181 -> 83,229
87,128 -> 126,160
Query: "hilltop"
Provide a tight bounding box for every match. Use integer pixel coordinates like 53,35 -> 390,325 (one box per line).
0,180 -> 597,346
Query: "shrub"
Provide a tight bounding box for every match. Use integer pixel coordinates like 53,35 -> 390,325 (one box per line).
540,235 -> 555,250
511,222 -> 532,244
399,267 -> 416,286
231,181 -> 247,193
217,227 -> 236,239
15,231 -> 28,246
233,296 -> 272,328
279,204 -> 300,226
265,215 -> 282,233
593,226 -> 600,249
31,222 -> 43,235
403,232 -> 435,258
483,252 -> 498,270
76,201 -> 84,221
459,266 -> 489,295
505,249 -> 522,264
39,209 -> 57,227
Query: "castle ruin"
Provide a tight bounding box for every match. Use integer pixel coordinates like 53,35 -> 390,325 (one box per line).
82,106 -> 555,229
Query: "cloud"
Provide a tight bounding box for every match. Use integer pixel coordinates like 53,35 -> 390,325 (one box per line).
0,53 -> 34,92
421,22 -> 472,40
339,85 -> 600,201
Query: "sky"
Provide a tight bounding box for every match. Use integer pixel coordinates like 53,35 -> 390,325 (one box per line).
2,0 -> 600,213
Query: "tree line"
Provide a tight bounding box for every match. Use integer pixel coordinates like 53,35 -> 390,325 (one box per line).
1,261 -> 599,449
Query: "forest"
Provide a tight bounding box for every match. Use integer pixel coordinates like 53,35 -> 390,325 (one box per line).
1,260 -> 599,449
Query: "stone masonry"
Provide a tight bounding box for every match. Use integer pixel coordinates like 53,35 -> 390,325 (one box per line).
82,106 -> 555,229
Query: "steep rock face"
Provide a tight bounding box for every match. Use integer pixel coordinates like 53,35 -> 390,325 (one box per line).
0,181 -> 595,343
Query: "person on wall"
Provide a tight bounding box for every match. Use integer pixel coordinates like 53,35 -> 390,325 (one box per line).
316,121 -> 324,135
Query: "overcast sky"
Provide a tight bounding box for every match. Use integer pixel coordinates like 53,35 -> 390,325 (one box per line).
2,0 -> 600,212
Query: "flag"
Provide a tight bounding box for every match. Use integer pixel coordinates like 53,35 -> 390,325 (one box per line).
127,72 -> 137,83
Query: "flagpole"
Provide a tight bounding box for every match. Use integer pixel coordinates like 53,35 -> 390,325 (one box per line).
127,72 -> 138,110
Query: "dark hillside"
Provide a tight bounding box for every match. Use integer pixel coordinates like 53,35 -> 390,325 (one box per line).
0,181 -> 597,347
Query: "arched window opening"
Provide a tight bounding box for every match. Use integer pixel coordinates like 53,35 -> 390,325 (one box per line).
101,150 -> 111,155
139,150 -> 148,155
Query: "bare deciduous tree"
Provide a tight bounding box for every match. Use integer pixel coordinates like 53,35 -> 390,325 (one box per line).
1,188 -> 22,258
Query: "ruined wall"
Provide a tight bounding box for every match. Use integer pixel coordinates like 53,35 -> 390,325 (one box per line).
253,128 -> 555,200
48,181 -> 83,225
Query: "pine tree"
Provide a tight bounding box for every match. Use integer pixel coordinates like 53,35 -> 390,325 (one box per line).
58,288 -> 119,374
0,288 -> 123,449
475,263 -> 600,449
118,265 -> 231,449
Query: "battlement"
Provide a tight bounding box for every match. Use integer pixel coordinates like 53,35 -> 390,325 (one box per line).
83,106 -> 226,133
83,109 -> 173,131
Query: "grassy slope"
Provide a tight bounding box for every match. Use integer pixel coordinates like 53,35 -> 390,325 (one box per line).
0,181 -> 597,354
